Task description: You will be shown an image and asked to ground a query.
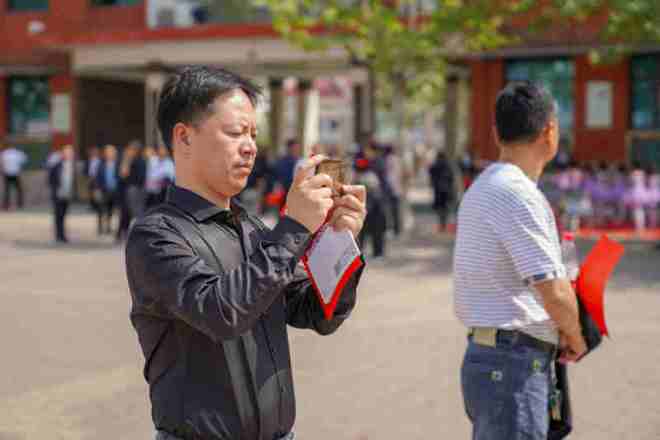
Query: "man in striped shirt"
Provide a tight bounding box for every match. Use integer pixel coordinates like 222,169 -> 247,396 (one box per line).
453,81 -> 586,440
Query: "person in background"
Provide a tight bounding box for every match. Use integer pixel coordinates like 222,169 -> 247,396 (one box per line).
96,144 -> 120,236
429,150 -> 455,232
144,146 -> 162,209
275,139 -> 301,191
646,164 -> 660,229
383,144 -> 403,237
1,143 -> 28,210
156,145 -> 175,202
45,149 -> 62,170
48,145 -> 76,243
117,140 -> 147,242
85,146 -> 102,223
562,160 -> 587,232
610,163 -> 629,227
625,162 -> 649,232
589,162 -> 612,228
356,145 -> 388,259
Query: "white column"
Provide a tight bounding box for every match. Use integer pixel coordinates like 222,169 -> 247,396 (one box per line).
269,78 -> 285,154
145,71 -> 167,147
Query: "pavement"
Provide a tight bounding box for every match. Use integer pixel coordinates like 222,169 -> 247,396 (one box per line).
1,203 -> 659,440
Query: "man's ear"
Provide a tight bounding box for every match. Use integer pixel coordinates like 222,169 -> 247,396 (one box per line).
544,119 -> 557,145
172,123 -> 192,156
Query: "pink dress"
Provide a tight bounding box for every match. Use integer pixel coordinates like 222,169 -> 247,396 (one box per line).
625,170 -> 649,209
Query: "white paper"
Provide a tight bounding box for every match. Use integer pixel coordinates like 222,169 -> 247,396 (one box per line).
305,226 -> 361,304
586,81 -> 613,129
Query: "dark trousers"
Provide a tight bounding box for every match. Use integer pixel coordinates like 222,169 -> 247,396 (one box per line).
434,191 -> 451,229
98,191 -> 116,235
359,207 -> 387,257
389,195 -> 401,236
461,335 -> 554,440
3,175 -> 24,209
53,198 -> 69,242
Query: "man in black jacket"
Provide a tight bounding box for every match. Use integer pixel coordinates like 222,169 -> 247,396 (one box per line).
125,66 -> 367,440
48,144 -> 75,243
96,144 -> 120,235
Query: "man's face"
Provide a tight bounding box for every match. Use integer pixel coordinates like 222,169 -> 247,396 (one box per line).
104,146 -> 117,161
188,89 -> 257,199
62,146 -> 74,161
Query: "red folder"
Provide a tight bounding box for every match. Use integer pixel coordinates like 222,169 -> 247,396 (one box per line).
301,224 -> 364,320
576,236 -> 625,336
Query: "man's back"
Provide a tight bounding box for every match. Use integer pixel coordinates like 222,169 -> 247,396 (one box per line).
454,162 -> 563,344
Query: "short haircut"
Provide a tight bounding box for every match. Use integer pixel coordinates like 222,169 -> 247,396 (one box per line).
495,81 -> 556,145
157,66 -> 262,150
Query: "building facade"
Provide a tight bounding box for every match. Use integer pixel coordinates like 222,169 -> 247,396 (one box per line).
467,14 -> 660,168
0,0 -> 372,205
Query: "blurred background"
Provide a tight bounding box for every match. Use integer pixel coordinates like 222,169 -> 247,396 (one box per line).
1,1 -> 660,439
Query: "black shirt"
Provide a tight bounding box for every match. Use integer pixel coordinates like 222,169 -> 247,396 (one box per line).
126,186 -> 363,440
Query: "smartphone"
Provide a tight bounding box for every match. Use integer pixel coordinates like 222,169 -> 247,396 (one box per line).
316,158 -> 347,196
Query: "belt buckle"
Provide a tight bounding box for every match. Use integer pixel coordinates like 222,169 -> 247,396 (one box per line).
471,328 -> 497,347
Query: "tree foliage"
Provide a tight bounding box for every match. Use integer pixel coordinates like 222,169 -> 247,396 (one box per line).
258,0 -> 541,106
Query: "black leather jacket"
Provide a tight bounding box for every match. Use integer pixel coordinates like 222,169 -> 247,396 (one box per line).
125,186 -> 363,440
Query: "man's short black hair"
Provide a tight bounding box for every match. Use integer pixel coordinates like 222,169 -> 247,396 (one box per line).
157,66 -> 262,150
495,81 -> 556,145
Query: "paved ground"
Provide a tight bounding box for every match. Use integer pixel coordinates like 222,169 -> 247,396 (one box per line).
1,204 -> 659,440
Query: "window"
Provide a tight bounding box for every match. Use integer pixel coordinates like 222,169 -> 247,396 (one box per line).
505,58 -> 575,141
91,0 -> 140,6
8,0 -> 48,11
7,76 -> 50,137
631,55 -> 660,130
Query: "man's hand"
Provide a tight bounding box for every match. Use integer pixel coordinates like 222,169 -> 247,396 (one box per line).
328,185 -> 367,239
286,155 -> 334,233
559,331 -> 588,363
535,278 -> 587,363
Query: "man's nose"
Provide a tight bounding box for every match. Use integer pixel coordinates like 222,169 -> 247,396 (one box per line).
240,138 -> 257,156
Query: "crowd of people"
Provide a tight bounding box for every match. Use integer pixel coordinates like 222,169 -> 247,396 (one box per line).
45,141 -> 175,243
540,161 -> 660,233
438,152 -> 660,234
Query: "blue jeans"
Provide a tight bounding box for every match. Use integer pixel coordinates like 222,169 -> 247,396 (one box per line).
461,333 -> 554,440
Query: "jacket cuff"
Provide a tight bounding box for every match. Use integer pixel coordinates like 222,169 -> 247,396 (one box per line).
268,216 -> 312,259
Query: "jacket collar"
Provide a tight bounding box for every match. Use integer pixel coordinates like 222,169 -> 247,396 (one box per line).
165,185 -> 246,223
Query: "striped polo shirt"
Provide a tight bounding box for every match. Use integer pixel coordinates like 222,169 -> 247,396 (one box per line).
453,162 -> 565,344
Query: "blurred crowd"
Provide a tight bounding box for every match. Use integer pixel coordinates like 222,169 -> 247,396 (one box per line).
43,141 -> 175,243
453,152 -> 660,233
8,136 -> 655,247
540,161 -> 660,233
2,137 -> 411,254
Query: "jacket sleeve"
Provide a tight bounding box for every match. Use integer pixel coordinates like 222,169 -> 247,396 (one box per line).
284,260 -> 364,335
125,215 -> 311,342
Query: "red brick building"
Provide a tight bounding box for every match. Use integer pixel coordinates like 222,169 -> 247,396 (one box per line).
467,13 -> 660,167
